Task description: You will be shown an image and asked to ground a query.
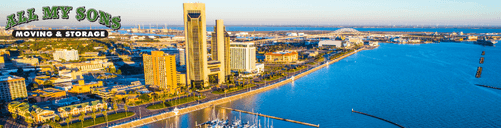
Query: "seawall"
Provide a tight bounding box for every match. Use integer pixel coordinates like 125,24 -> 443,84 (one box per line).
110,48 -> 366,128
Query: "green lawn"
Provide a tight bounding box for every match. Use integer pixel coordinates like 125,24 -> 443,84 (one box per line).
65,112 -> 135,128
212,84 -> 256,94
146,96 -> 206,110
263,75 -> 285,81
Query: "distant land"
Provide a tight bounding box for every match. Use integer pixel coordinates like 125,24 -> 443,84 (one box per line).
24,25 -> 501,30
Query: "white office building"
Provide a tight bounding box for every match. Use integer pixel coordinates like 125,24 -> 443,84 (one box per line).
230,42 -> 256,72
53,49 -> 79,61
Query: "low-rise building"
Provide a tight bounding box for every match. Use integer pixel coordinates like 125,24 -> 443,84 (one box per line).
63,59 -> 114,71
68,80 -> 104,94
29,88 -> 67,102
57,100 -> 107,117
13,58 -> 39,67
58,69 -> 84,80
53,49 -> 79,61
8,101 -> 57,124
265,51 -> 298,63
318,40 -> 343,48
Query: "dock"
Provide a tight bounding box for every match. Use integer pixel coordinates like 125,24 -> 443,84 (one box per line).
219,106 -> 320,127
475,84 -> 501,90
351,109 -> 405,128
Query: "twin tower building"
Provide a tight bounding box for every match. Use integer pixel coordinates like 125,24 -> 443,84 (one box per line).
144,3 -> 231,93
184,3 -> 231,88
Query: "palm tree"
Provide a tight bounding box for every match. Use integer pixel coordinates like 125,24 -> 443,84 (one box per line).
91,108 -> 97,125
55,115 -> 60,122
101,110 -> 108,127
113,101 -> 118,114
79,112 -> 85,128
124,105 -> 128,116
24,113 -> 33,128
65,116 -> 70,128
11,113 -> 17,120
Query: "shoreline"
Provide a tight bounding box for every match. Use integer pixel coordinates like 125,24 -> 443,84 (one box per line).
110,48 -> 367,128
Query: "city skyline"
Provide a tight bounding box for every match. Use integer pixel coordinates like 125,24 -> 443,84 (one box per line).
1,0 -> 501,27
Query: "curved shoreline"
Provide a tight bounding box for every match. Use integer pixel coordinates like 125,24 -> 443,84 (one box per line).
110,48 -> 367,128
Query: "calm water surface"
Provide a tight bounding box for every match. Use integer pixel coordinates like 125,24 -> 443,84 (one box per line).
142,43 -> 501,128
76,26 -> 501,33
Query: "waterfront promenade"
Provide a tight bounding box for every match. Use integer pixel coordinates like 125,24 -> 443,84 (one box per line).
109,48 -> 366,128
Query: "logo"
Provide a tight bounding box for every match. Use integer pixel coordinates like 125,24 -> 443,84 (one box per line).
5,6 -> 121,31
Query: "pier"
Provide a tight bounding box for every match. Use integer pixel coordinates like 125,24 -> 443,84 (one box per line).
219,106 -> 320,127
475,84 -> 501,90
475,67 -> 483,78
479,57 -> 484,64
351,109 -> 405,128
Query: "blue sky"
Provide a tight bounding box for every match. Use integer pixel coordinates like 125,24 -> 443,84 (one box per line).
1,0 -> 500,26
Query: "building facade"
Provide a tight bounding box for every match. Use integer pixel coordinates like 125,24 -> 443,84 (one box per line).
230,42 -> 256,72
0,75 -> 27,102
143,51 -> 178,94
211,19 -> 231,82
53,49 -> 79,61
265,51 -> 298,63
184,3 -> 209,87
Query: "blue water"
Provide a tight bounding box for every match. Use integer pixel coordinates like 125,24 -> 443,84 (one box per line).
142,43 -> 501,128
75,26 -> 501,33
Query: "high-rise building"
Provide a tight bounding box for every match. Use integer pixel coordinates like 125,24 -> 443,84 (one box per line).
143,51 -> 178,94
0,56 -> 4,69
161,48 -> 186,67
230,42 -> 256,72
211,19 -> 231,81
184,3 -> 209,87
53,49 -> 79,61
0,75 -> 27,102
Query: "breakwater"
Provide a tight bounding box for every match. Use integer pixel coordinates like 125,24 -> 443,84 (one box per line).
475,84 -> 501,90
352,109 -> 405,128
475,67 -> 483,78
110,48 -> 366,128
219,106 -> 320,127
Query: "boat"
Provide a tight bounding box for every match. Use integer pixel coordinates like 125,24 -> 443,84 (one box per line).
475,37 -> 498,46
